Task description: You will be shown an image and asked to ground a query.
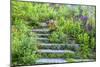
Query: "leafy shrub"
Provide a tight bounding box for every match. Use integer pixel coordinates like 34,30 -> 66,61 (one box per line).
67,58 -> 75,63
12,18 -> 39,65
49,31 -> 67,43
90,37 -> 96,50
77,33 -> 91,58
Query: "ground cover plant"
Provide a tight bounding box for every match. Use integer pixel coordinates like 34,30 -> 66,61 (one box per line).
11,0 -> 96,66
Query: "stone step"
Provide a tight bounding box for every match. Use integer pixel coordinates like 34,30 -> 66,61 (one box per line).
35,49 -> 75,54
38,43 -> 79,50
40,43 -> 64,46
39,23 -> 48,27
32,29 -> 49,33
36,38 -> 49,43
40,43 -> 79,47
36,58 -> 94,64
37,34 -> 50,37
36,58 -> 67,64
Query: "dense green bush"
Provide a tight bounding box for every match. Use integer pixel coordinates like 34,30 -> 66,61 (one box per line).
49,31 -> 66,43
77,32 -> 96,59
12,1 -> 40,65
49,17 -> 82,43
11,18 -> 39,65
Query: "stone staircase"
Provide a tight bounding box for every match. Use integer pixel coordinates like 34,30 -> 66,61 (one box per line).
32,22 -> 94,64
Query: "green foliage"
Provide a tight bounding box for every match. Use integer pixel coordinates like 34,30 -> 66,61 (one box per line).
90,37 -> 96,49
77,33 -> 90,58
49,17 -> 82,44
49,31 -> 66,43
67,58 -> 75,63
12,18 -> 39,65
77,33 -> 89,44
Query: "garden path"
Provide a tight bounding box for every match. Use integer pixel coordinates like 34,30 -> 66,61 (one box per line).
32,22 -> 94,64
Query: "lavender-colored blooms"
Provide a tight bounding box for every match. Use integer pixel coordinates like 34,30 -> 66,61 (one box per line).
80,16 -> 88,23
74,15 -> 88,23
80,16 -> 88,27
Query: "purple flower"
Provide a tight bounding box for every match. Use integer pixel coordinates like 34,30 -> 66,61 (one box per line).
80,16 -> 88,21
80,16 -> 88,25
